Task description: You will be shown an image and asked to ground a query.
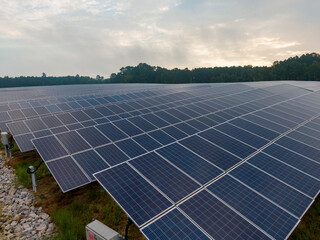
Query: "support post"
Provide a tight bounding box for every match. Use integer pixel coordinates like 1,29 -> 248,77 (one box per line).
28,166 -> 37,192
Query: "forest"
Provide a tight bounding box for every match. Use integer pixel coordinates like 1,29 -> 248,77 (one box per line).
1,53 -> 319,88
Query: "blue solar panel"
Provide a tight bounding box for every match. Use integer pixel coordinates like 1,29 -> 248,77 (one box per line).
133,134 -> 162,151
50,126 -> 68,134
130,152 -> 200,202
162,126 -> 187,140
96,123 -> 128,142
66,123 -> 83,130
149,130 -> 175,145
154,111 -> 180,124
243,114 -> 289,133
180,136 -> 241,170
8,110 -> 25,120
276,137 -> 320,163
68,101 -> 82,109
83,109 -> 103,119
216,123 -> 269,149
185,119 -> 208,131
32,136 -> 68,161
287,131 -> 320,149
200,129 -> 256,159
21,108 -> 38,118
70,110 -> 90,122
157,143 -> 223,185
25,118 -> 47,132
73,150 -> 109,181
7,121 -> 30,135
116,139 -> 146,158
165,109 -> 192,121
77,127 -> 110,148
96,106 -> 114,116
179,190 -> 270,240
33,129 -> 52,138
230,163 -> 312,217
142,209 -> 210,240
42,115 -> 63,128
174,122 -> 198,135
128,116 -> 157,132
113,119 -> 143,137
56,113 -> 78,125
142,113 -> 170,128
14,133 -> 35,152
248,153 -> 320,197
296,126 -> 320,140
96,144 -> 129,166
56,131 -> 91,154
230,118 -> 279,140
207,175 -> 298,240
46,156 -> 90,192
254,111 -> 297,128
94,163 -> 173,227
263,144 -> 320,180
46,105 -> 62,113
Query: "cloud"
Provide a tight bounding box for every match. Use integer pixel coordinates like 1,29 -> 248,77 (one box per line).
0,0 -> 319,77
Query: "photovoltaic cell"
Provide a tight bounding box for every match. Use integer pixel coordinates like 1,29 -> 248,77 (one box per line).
25,118 -> 47,132
230,163 -> 312,218
248,153 -> 320,197
46,156 -> 90,192
149,130 -> 175,145
128,116 -> 157,132
56,131 -> 91,154
207,175 -> 298,240
42,115 -> 63,128
180,136 -> 241,170
263,144 -> 320,180
142,209 -> 210,240
32,136 -> 68,161
200,129 -> 256,159
96,123 -> 128,142
7,121 -> 30,135
113,119 -> 143,137
14,133 -> 35,152
133,134 -> 161,151
131,152 -> 200,202
94,163 -> 173,227
157,143 -> 223,185
179,190 -> 270,240
215,123 -> 269,149
73,150 -> 109,181
96,144 -> 129,166
77,127 -> 110,148
116,139 -> 146,158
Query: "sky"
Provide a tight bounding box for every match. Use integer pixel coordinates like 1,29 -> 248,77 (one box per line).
0,0 -> 319,77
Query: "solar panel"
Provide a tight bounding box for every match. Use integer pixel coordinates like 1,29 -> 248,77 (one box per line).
14,133 -> 35,152
130,152 -> 201,202
7,121 -> 30,135
73,150 -> 109,181
133,134 -> 162,151
207,175 -> 298,240
157,143 -> 223,185
113,119 -> 143,137
142,209 -> 210,240
96,123 -> 128,142
32,136 -> 68,161
95,144 -> 128,166
94,163 -> 173,227
229,163 -> 312,218
179,190 -> 271,240
199,129 -> 256,159
56,131 -> 91,154
25,118 -> 47,132
180,136 -> 241,170
248,152 -> 320,197
46,156 -> 91,192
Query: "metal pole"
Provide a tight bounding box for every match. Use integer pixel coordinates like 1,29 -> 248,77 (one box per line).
9,148 -> 12,159
4,145 -> 8,157
28,166 -> 37,192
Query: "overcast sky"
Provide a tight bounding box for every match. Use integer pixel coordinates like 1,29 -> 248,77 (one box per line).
1,0 -> 319,77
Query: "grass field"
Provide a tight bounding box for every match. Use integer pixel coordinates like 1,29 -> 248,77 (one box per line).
3,145 -> 319,240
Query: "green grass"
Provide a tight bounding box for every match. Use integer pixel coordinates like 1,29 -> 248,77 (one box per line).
13,157 -> 51,188
50,187 -> 127,240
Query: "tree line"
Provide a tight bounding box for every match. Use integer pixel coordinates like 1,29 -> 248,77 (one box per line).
1,53 -> 319,88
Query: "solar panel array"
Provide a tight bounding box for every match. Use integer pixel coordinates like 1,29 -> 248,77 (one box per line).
1,83 -> 320,240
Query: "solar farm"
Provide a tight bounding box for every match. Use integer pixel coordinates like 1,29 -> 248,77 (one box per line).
0,82 -> 320,240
